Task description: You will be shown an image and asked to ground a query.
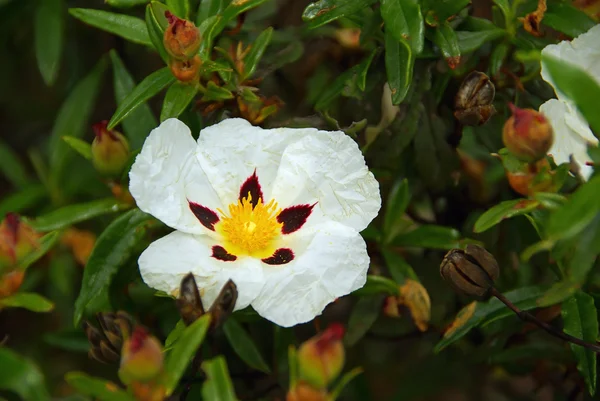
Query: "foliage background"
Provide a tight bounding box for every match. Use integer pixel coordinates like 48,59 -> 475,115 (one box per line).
0,0 -> 599,400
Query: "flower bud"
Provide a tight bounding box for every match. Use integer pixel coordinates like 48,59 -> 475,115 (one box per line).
0,270 -> 25,298
169,56 -> 202,83
287,382 -> 328,401
91,121 -> 130,177
163,12 -> 201,60
130,382 -> 166,401
502,104 -> 553,162
454,71 -> 496,126
440,245 -> 500,299
0,213 -> 40,271
119,326 -> 164,384
297,323 -> 345,389
505,158 -> 559,196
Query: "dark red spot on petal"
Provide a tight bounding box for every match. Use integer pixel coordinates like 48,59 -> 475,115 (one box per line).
262,248 -> 294,265
189,202 -> 219,231
239,169 -> 263,209
212,246 -> 237,262
277,203 -> 315,234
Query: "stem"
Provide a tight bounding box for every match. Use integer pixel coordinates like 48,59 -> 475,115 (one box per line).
490,288 -> 600,353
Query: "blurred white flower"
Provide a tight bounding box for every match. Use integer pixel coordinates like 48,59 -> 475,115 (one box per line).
540,24 -> 600,179
129,118 -> 381,327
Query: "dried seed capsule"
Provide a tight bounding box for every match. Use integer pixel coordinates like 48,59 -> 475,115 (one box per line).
440,245 -> 500,299
454,71 -> 496,126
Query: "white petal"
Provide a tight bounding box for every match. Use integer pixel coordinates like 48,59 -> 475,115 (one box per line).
541,24 -> 600,99
540,99 -> 598,180
270,130 -> 381,232
129,118 -> 223,235
138,231 -> 264,311
251,221 -> 369,327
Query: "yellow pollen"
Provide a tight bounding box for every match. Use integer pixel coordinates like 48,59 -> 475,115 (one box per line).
216,193 -> 282,258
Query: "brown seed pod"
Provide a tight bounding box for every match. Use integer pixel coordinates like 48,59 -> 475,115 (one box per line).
454,71 -> 496,126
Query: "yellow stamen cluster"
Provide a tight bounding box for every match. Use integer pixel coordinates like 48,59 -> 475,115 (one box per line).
216,193 -> 282,258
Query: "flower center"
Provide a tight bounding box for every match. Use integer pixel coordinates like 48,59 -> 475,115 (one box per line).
216,193 -> 282,258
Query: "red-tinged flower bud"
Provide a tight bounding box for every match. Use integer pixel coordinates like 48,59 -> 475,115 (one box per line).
119,326 -> 164,384
0,213 -> 40,271
163,11 -> 201,60
502,104 -> 553,162
169,56 -> 202,83
91,121 -> 130,177
506,158 -> 559,196
297,323 -> 345,389
130,381 -> 166,401
0,270 -> 25,298
287,382 -> 328,401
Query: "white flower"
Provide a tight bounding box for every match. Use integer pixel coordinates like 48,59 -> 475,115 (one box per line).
540,24 -> 600,180
129,118 -> 381,327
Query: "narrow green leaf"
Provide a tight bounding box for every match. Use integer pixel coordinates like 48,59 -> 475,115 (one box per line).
164,319 -> 186,350
0,185 -> 47,217
492,0 -> 511,21
223,318 -> 271,373
201,81 -> 234,102
20,231 -> 60,271
432,21 -> 461,69
61,136 -> 91,160
562,292 -> 598,396
201,356 -> 239,401
473,199 -> 540,233
74,209 -> 156,325
385,30 -> 414,105
50,57 -> 106,193
198,15 -> 222,55
145,2 -> 170,62
537,280 -> 579,308
164,315 -> 212,395
427,0 -> 470,21
542,54 -> 600,137
30,198 -> 130,232
106,0 -> 150,9
166,0 -> 189,18
35,0 -> 64,85
211,0 -> 271,40
160,82 -> 198,121
65,372 -> 134,401
110,50 -> 157,149
382,249 -> 418,284
302,0 -> 378,29
380,0 -> 424,53
488,41 -> 509,76
353,275 -> 400,296
0,140 -> 30,188
328,367 -> 363,401
69,8 -> 152,47
0,348 -> 50,401
197,0 -> 225,25
383,178 -> 410,243
0,293 -> 54,312
569,215 -> 600,283
456,29 -> 505,54
242,27 -> 273,80
108,67 -> 175,130
393,225 -> 460,250
345,295 -> 383,346
44,329 -> 90,352
542,2 -> 596,38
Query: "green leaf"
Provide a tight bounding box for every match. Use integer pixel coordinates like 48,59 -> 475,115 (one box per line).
542,54 -> 600,137
328,367 -> 363,401
435,285 -> 548,352
145,2 -> 170,62
65,372 -> 134,401
0,140 -> 30,188
73,209 -> 156,325
354,275 -> 400,296
35,0 -> 64,86
61,136 -> 91,160
393,225 -> 460,250
49,57 -> 106,195
108,67 -> 175,130
166,0 -> 189,18
383,178 -> 410,243
29,198 -> 130,232
20,231 -> 61,271
69,8 -> 152,47
385,30 -> 414,105
562,292 -> 598,396
0,348 -> 50,401
302,0 -> 377,29
382,249 -> 418,283
492,0 -> 511,21
223,317 -> 271,373
212,0 -> 271,40
164,315 -> 212,395
542,2 -> 596,38
201,81 -> 234,102
569,215 -> 600,283
489,41 -> 509,76
160,82 -> 198,121
106,0 -> 150,9
242,27 -> 273,80
431,21 -> 461,68
44,329 -> 90,352
197,0 -> 226,25
198,16 -> 222,55
110,50 -> 157,149
426,0 -> 470,21
164,319 -> 186,350
536,280 -> 579,308
201,356 -> 239,401
456,30 -> 505,54
0,185 -> 47,217
546,175 -> 600,240
473,199 -> 540,233
0,292 -> 54,312
380,0 -> 424,53
345,295 -> 383,346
